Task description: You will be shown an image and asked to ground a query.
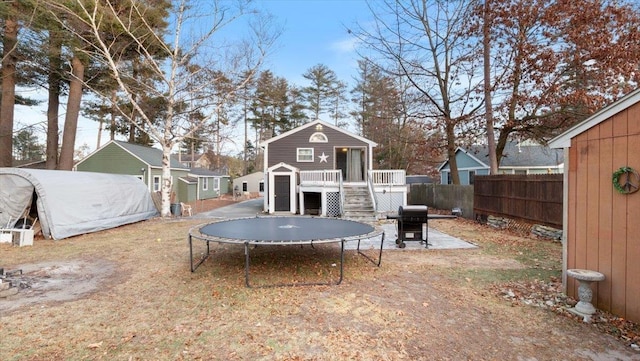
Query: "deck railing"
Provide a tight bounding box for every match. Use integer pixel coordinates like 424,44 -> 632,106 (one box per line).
366,170 -> 378,212
299,170 -> 342,186
369,169 -> 406,186
299,169 -> 406,186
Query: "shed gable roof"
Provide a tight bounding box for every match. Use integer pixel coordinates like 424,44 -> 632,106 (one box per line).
259,119 -> 377,148
549,87 -> 640,148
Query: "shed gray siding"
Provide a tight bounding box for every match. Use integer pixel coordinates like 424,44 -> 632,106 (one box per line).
267,126 -> 369,170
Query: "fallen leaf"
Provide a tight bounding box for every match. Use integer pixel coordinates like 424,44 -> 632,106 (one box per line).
87,341 -> 103,349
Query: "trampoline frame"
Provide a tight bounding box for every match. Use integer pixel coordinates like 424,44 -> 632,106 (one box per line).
188,216 -> 385,288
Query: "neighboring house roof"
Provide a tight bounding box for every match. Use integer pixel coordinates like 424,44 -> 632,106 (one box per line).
549,87 -> 640,148
110,140 -> 188,169
179,176 -> 198,184
438,142 -> 564,171
406,175 -> 434,184
14,160 -> 46,169
234,171 -> 264,181
187,168 -> 228,177
259,119 -> 378,148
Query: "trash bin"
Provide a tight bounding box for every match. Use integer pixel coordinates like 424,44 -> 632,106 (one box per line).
170,203 -> 182,216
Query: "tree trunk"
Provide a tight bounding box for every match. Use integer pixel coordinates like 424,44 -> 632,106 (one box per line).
0,8 -> 18,167
46,26 -> 63,169
483,0 -> 498,174
110,89 -> 117,140
161,143 -> 173,217
58,54 -> 85,170
446,121 -> 460,185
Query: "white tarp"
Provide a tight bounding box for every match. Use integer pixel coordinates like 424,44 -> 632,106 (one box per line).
0,168 -> 158,240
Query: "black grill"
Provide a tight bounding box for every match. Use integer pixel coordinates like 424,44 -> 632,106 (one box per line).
387,205 -> 429,248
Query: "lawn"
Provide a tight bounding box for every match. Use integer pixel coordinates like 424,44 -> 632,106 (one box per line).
1,216 -> 638,360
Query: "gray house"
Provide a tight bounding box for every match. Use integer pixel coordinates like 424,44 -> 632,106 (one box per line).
438,141 -> 564,185
260,119 -> 406,219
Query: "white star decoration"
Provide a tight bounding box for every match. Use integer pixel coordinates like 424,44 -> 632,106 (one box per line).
318,152 -> 329,163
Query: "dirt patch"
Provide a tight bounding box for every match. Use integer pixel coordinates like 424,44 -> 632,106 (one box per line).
0,259 -> 115,314
1,214 -> 640,360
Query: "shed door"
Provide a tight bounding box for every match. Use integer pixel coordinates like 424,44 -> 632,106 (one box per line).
274,175 -> 290,211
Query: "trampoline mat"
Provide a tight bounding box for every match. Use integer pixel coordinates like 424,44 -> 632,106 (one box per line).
199,217 -> 375,243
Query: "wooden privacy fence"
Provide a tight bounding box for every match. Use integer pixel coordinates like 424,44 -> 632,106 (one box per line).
473,174 -> 563,228
409,184 -> 474,219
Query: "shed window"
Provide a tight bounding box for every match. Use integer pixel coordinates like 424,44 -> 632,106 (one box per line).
242,181 -> 248,192
203,178 -> 209,191
259,181 -> 264,192
214,178 -> 220,190
309,132 -> 328,143
297,148 -> 314,162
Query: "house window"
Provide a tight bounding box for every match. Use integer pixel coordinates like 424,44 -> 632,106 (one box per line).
297,148 -> 314,162
446,172 -> 451,185
469,171 -> 475,185
213,178 -> 220,190
153,176 -> 161,192
259,181 -> 264,192
242,181 -> 248,192
309,132 -> 328,143
203,178 -> 209,191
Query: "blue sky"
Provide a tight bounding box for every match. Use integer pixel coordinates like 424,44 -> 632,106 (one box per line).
256,0 -> 368,88
15,0 -> 371,155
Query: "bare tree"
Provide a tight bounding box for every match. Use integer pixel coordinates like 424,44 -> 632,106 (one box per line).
485,0 -> 640,160
46,0 -> 278,215
352,0 -> 483,184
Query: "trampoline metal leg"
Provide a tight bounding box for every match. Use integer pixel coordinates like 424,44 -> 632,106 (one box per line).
356,231 -> 385,267
190,235 -> 211,273
337,240 -> 344,285
244,242 -> 251,288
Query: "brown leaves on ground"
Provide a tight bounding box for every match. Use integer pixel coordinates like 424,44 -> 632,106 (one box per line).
1,212 -> 640,360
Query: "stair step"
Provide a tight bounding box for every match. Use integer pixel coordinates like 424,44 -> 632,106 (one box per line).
341,186 -> 376,222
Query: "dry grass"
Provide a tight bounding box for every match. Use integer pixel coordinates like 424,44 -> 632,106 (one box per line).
0,216 -> 638,360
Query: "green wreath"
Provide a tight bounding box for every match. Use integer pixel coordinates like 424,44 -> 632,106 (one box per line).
612,166 -> 639,194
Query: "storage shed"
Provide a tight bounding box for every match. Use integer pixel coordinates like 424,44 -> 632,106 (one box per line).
549,88 -> 640,323
0,168 -> 158,240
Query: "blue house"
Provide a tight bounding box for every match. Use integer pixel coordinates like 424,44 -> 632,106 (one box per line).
437,141 -> 564,185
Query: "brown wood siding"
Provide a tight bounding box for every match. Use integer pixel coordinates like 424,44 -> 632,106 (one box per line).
567,102 -> 640,322
267,126 -> 369,170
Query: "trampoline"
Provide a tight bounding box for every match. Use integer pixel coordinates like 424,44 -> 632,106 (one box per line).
188,216 -> 385,287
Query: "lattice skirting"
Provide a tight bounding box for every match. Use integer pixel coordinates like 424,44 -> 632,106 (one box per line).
326,192 -> 341,217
